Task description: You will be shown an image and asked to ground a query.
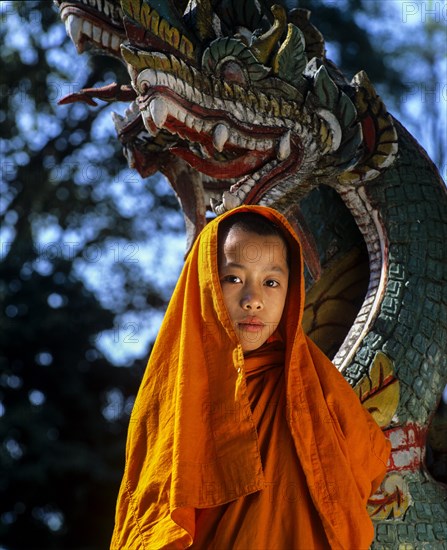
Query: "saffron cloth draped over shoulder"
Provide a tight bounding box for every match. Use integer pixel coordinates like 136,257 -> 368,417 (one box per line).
110,205 -> 390,550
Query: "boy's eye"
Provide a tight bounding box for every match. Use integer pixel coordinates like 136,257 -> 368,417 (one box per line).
265,279 -> 279,288
222,275 -> 242,284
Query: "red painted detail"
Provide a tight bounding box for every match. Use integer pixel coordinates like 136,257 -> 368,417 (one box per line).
384,422 -> 427,472
158,116 -> 275,180
368,486 -> 404,517
128,147 -> 160,178
171,146 -> 273,179
244,140 -> 303,204
358,372 -> 399,406
361,114 -> 376,155
58,83 -> 136,106
139,89 -> 285,139
138,88 -> 303,198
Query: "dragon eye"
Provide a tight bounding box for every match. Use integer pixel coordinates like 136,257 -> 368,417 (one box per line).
220,60 -> 247,85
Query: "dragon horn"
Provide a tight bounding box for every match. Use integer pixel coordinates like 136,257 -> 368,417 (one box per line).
250,4 -> 287,65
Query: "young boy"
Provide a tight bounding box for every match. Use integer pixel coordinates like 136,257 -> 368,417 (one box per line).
110,206 -> 390,550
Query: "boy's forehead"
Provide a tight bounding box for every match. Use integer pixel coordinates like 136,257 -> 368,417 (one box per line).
222,227 -> 284,245
219,227 -> 288,266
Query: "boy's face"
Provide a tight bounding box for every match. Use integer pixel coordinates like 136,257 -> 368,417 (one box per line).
219,227 -> 289,353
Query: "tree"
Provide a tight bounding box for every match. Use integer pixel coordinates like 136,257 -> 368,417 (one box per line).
341,0 -> 446,175
0,2 -> 182,548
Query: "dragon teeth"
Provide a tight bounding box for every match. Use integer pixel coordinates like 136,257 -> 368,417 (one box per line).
149,97 -> 168,128
64,14 -> 83,46
111,111 -> 125,132
210,198 -> 226,215
222,190 -> 242,210
176,108 -> 186,123
185,113 -> 195,128
192,118 -> 204,133
141,111 -> 158,136
82,20 -> 93,36
101,30 -> 110,47
93,24 -> 101,42
277,130 -> 291,161
65,12 -> 120,53
125,101 -> 140,117
213,123 -> 229,152
110,34 -> 120,51
240,182 -> 254,194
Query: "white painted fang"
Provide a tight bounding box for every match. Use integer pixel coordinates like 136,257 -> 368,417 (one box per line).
149,97 -> 168,128
213,124 -> 229,152
278,130 -> 291,161
65,15 -> 83,45
141,111 -> 159,137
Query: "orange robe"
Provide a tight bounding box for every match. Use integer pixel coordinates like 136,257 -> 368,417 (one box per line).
110,205 -> 390,550
192,340 -> 331,549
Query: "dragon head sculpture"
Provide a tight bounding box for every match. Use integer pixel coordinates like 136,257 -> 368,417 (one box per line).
57,0 -> 397,252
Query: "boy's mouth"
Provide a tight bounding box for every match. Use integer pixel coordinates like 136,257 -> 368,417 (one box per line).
238,317 -> 265,332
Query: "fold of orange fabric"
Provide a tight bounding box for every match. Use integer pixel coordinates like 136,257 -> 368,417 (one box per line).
110,205 -> 390,550
243,335 -> 285,377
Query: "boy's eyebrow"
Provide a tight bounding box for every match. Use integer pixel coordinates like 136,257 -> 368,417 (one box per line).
221,261 -> 288,275
268,265 -> 288,274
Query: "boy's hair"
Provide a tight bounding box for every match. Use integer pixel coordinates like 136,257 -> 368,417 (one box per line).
218,212 -> 290,265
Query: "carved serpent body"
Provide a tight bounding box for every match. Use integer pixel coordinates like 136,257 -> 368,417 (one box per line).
55,0 -> 447,545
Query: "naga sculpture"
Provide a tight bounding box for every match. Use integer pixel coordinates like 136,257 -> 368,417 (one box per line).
55,0 -> 447,546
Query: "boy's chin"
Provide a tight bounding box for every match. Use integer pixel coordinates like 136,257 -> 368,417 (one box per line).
240,337 -> 268,354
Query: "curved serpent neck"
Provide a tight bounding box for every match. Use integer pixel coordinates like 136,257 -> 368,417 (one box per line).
334,120 -> 447,540
339,119 -> 447,428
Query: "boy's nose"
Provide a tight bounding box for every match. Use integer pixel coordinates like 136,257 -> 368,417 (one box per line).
241,293 -> 263,310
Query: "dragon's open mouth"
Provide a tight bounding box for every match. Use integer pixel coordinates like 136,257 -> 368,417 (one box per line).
59,0 -> 125,54
138,86 -> 303,209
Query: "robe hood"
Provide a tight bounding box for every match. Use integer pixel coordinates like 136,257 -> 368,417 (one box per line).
111,205 -> 390,550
